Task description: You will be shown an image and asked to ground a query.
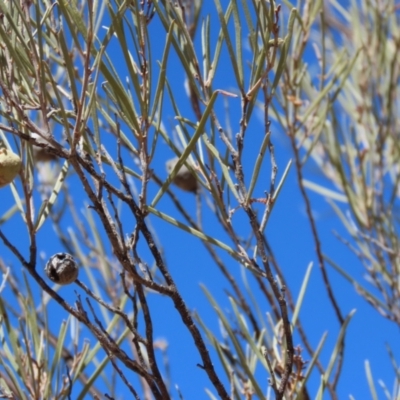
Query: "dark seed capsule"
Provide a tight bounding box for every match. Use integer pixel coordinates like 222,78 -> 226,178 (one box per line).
45,253 -> 78,285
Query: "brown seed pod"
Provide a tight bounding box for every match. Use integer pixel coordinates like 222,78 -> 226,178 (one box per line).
33,146 -> 58,163
0,148 -> 22,188
165,157 -> 198,193
45,253 -> 79,285
30,132 -> 58,163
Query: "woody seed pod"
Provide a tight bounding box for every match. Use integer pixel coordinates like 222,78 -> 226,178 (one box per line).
0,148 -> 22,188
166,157 -> 198,193
45,253 -> 79,285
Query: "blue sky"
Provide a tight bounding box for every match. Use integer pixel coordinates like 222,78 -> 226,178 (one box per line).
1,1 -> 399,399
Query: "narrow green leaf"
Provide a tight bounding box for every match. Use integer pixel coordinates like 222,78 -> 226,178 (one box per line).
149,22 -> 174,122
271,8 -> 297,94
316,310 -> 356,399
246,131 -> 270,203
365,360 -> 378,400
35,160 -> 69,232
291,262 -> 313,329
229,298 -> 270,373
201,16 -> 211,85
303,179 -> 348,203
201,287 -> 265,399
297,332 -> 328,396
207,5 -> 233,87
201,132 -> 240,201
58,0 -> 88,40
0,203 -> 20,225
150,91 -> 219,207
50,320 -> 68,379
77,324 -> 130,400
231,0 -> 244,89
147,206 -> 240,261
57,29 -> 80,106
214,0 -> 244,92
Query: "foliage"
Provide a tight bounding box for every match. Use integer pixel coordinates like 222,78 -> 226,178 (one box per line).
0,0 -> 399,399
